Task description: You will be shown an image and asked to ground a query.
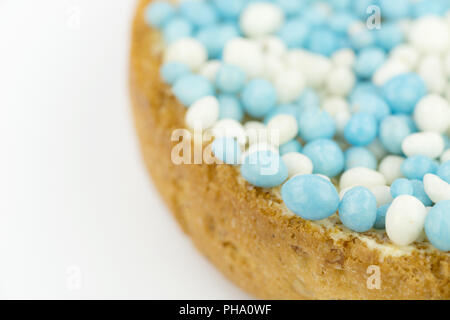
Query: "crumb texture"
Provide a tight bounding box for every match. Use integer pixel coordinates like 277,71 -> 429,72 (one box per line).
130,0 -> 449,299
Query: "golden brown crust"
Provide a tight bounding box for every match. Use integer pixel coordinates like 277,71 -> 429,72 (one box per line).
130,0 -> 450,299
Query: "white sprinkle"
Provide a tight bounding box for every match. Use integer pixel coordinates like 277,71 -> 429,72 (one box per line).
322,97 -> 349,117
446,82 -> 450,102
185,96 -> 219,130
386,195 -> 427,246
334,109 -> 351,135
244,121 -> 266,132
198,60 -> 222,82
258,36 -> 287,57
331,48 -> 355,68
367,139 -> 388,162
304,54 -> 333,88
287,51 -> 332,88
223,38 -> 264,78
441,149 -> 450,163
369,185 -> 393,207
423,173 -> 450,203
326,66 -> 355,96
212,119 -> 247,146
372,58 -> 410,86
408,16 -> 450,54
165,38 -> 207,71
285,49 -> 309,69
240,3 -> 284,38
274,69 -> 305,103
267,114 -> 299,146
401,132 -> 445,159
339,167 -> 386,190
414,95 -> 450,134
390,44 -> 419,69
418,55 -> 446,95
262,54 -> 286,81
281,152 -> 314,178
378,155 -> 405,185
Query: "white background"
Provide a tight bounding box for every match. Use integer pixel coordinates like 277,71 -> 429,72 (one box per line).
0,0 -> 250,299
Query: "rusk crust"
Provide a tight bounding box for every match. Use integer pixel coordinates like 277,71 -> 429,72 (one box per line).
130,0 -> 449,299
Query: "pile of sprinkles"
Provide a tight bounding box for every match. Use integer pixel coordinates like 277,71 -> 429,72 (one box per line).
146,0 -> 450,252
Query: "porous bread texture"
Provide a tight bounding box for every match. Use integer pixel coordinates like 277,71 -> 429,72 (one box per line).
130,0 -> 450,299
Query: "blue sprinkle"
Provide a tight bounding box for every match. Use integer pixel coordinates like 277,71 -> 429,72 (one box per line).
379,0 -> 411,20
410,179 -> 433,206
212,137 -> 241,165
241,79 -> 277,118
374,203 -> 390,230
298,108 -> 336,142
443,135 -> 450,149
413,0 -> 450,18
179,0 -> 219,27
160,62 -> 190,85
437,161 -> 450,184
349,81 -> 380,102
339,186 -> 377,232
329,0 -> 352,10
401,155 -> 439,180
379,115 -> 415,154
213,0 -> 248,19
197,23 -> 240,59
241,150 -> 288,188
297,88 -> 320,110
172,74 -> 214,107
275,0 -> 307,16
303,139 -> 345,178
329,12 -> 358,34
350,92 -> 391,122
344,147 -> 377,170
218,94 -> 244,121
425,200 -> 450,252
354,47 -> 386,79
307,28 -> 340,57
375,22 -> 405,51
277,18 -> 310,49
390,178 -> 414,198
281,174 -> 340,221
215,64 -> 246,94
279,139 -> 303,155
264,104 -> 299,124
145,1 -> 175,28
353,0 -> 380,20
381,73 -> 427,114
163,17 -> 193,44
344,112 -> 378,147
300,3 -> 330,28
